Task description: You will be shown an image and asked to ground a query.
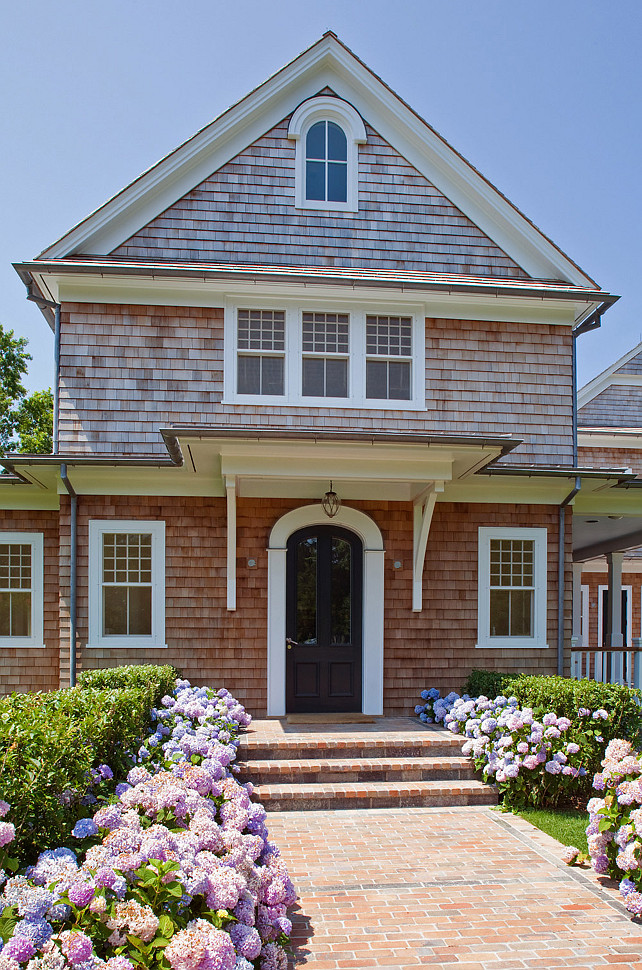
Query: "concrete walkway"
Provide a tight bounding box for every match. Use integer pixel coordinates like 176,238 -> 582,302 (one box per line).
266,805 -> 642,970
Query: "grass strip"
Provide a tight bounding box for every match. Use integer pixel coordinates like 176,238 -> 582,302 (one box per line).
516,806 -> 589,853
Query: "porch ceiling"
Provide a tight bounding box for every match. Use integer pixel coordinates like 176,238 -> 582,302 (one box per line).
573,513 -> 642,562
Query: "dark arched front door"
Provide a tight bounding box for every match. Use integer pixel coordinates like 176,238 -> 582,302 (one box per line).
286,525 -> 363,713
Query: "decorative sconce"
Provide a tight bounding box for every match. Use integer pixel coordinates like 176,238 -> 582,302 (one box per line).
321,481 -> 341,518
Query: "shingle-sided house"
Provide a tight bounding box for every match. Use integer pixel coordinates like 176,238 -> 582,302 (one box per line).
3,33 -> 639,713
575,342 -> 642,655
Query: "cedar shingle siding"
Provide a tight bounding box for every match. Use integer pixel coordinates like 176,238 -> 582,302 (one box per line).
58,304 -> 573,466
113,117 -> 528,278
578,385 -> 642,429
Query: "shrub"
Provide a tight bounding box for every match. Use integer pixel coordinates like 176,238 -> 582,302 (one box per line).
78,664 -> 182,706
507,675 -> 642,746
0,686 -> 157,861
0,682 -> 294,969
585,738 -> 642,916
462,669 -> 517,699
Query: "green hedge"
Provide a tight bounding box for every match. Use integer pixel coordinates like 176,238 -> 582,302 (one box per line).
463,669 -> 518,699
78,663 -> 181,706
0,686 -> 157,862
507,674 -> 642,745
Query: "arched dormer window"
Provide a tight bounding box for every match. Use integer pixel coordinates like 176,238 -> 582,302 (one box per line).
288,96 -> 366,213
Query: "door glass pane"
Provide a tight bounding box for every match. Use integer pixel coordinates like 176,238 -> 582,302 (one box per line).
331,538 -> 351,644
296,538 -> 317,644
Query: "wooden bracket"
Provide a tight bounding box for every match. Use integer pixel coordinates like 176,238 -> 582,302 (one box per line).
412,482 -> 444,611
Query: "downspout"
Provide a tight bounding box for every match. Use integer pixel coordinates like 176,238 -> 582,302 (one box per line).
60,464 -> 77,688
558,476 -> 581,676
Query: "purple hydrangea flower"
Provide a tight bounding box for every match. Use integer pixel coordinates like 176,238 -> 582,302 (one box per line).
13,918 -> 53,949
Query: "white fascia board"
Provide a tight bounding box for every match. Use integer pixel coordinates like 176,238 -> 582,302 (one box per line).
37,36 -> 595,287
578,431 -> 642,450
578,340 -> 642,409
50,272 -> 579,327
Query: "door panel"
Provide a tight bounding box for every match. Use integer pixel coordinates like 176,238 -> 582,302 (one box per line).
286,525 -> 362,713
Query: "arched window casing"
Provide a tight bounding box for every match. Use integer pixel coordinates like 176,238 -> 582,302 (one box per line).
288,96 -> 366,213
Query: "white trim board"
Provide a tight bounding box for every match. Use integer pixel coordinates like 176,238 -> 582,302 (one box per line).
36,34 -> 595,286
267,503 -> 384,717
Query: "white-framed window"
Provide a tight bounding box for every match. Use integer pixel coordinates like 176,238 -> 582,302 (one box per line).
287,95 -> 367,212
223,300 -> 425,410
477,527 -> 548,649
88,520 -> 166,649
0,532 -> 44,648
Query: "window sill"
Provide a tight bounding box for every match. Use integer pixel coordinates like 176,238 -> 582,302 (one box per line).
475,641 -> 549,650
0,643 -> 46,649
222,396 -> 427,412
85,643 -> 168,650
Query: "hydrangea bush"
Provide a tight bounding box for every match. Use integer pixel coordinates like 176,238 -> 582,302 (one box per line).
415,688 -> 611,809
585,738 -> 642,917
0,681 -> 294,970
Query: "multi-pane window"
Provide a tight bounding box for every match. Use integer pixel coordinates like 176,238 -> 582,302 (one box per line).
365,315 -> 412,400
89,521 -> 165,648
489,539 -> 534,637
0,533 -> 43,647
102,533 -> 152,636
302,312 -> 349,398
305,121 -> 348,203
477,528 -> 547,649
0,543 -> 32,637
237,309 -> 285,396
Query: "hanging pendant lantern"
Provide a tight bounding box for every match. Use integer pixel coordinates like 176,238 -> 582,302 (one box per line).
321,481 -> 341,518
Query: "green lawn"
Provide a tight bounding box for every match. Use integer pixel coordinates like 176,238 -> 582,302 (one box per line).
516,807 -> 589,853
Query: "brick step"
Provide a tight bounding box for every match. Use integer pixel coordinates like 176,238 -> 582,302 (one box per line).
237,755 -> 475,785
252,778 -> 497,812
237,733 -> 463,762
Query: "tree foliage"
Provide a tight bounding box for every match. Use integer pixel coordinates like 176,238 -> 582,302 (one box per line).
0,323 -> 52,455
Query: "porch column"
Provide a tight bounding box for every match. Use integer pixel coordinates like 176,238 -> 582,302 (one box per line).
572,562 -> 584,648
226,476 -> 237,611
606,551 -> 624,648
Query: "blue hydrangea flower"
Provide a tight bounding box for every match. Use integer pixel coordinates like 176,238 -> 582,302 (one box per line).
72,818 -> 99,839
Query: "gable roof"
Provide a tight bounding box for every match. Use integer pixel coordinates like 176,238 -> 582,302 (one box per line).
37,32 -> 596,287
578,340 -> 642,413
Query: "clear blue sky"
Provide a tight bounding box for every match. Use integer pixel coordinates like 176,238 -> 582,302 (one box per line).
1,0 -> 641,391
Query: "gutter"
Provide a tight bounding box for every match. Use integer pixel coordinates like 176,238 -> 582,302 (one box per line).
558,476 -> 581,676
60,464 -> 77,688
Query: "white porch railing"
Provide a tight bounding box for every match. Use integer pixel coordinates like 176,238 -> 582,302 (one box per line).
571,639 -> 642,690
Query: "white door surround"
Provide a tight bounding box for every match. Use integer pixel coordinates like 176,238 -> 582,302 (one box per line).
267,504 -> 385,716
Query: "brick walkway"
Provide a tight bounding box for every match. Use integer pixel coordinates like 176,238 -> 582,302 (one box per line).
266,806 -> 642,969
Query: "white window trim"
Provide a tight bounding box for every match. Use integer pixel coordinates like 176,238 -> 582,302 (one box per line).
0,532 -> 44,649
287,95 -> 367,213
597,584 -> 633,648
88,520 -> 166,650
223,298 -> 426,411
476,526 -> 548,650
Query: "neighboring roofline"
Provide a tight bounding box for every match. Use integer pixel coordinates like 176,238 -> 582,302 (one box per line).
578,339 -> 642,410
160,426 -> 522,457
33,33 -> 597,287
0,453 -> 182,470
15,257 -> 616,305
482,464 -> 638,482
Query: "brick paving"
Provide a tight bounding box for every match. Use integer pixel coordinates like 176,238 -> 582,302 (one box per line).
266,805 -> 642,969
